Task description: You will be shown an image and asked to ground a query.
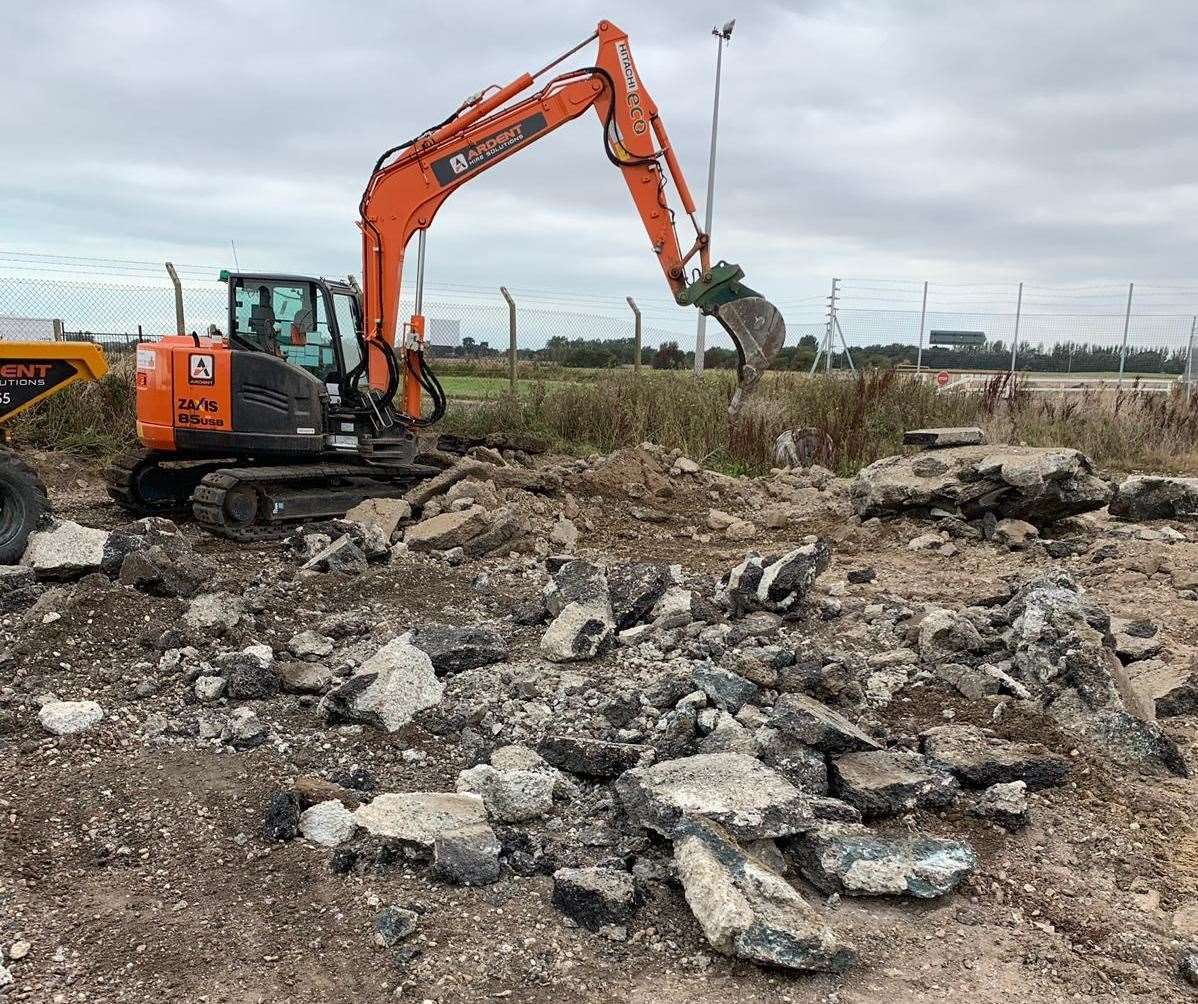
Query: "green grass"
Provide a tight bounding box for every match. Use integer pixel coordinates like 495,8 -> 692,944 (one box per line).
439,374 -> 570,399
441,369 -> 1198,476
440,369 -> 985,475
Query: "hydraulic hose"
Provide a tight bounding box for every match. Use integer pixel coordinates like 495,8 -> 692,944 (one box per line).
407,351 -> 447,427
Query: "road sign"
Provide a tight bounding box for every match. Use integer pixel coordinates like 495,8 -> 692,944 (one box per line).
936,370 -> 951,387
929,330 -> 986,346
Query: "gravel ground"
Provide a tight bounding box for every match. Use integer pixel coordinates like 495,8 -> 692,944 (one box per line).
3,445 -> 1198,1003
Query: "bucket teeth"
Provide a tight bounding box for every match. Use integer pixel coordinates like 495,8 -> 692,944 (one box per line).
714,296 -> 786,415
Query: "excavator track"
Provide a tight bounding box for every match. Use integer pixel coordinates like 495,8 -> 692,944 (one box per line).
191,462 -> 443,541
105,449 -> 230,515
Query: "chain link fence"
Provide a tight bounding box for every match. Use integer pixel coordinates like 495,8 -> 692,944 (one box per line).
1,262 -> 1194,393
0,271 -> 717,372
818,279 -> 1197,389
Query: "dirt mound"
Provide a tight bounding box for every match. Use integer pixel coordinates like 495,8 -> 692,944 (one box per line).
580,447 -> 674,498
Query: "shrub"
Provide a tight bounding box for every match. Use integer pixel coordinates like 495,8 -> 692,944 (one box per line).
14,359 -> 1198,477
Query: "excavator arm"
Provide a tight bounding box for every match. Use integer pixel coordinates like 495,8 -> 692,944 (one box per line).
358,20 -> 785,416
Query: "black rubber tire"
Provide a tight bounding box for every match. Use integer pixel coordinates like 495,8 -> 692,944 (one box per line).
0,447 -> 49,564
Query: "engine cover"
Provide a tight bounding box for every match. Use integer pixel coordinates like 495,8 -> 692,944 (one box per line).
136,336 -> 326,455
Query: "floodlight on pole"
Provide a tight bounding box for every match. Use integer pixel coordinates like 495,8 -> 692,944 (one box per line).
693,17 -> 735,380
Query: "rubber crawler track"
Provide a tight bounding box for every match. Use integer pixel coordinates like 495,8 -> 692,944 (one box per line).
191,462 -> 442,541
104,449 -> 226,515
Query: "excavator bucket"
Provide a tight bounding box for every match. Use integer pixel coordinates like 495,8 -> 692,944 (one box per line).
714,296 -> 786,416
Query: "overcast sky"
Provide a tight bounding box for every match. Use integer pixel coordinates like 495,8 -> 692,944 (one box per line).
3,0 -> 1197,323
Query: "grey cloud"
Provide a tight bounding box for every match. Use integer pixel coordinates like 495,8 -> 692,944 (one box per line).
2,0 -> 1195,323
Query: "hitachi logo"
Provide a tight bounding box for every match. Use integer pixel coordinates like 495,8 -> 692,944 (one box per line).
616,41 -> 639,92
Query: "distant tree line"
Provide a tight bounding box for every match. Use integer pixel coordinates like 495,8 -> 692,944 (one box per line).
828,339 -> 1192,374
435,333 -> 1191,375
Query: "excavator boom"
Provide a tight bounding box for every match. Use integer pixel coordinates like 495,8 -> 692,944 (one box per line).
358,19 -> 785,413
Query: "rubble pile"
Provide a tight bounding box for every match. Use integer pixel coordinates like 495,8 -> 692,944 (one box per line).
851,444 -> 1113,525
4,436 -> 1198,1000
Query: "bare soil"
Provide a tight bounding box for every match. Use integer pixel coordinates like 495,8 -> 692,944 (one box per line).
3,449 -> 1198,1003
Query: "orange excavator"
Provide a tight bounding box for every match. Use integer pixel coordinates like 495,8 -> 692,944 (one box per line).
107,20 -> 786,538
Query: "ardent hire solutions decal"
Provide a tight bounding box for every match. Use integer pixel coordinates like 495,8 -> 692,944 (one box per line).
431,113 -> 549,186
0,358 -> 76,414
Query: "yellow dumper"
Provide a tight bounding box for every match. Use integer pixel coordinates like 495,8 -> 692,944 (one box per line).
0,341 -> 108,562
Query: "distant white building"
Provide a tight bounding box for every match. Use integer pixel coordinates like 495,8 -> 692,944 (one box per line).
0,315 -> 59,341
426,317 -> 461,349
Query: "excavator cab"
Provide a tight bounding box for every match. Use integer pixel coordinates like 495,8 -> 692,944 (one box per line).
226,273 -> 367,404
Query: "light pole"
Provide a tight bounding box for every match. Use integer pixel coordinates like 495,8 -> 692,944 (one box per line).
693,18 -> 735,381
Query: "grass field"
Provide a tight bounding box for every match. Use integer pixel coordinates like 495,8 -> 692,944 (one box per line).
438,374 -> 570,399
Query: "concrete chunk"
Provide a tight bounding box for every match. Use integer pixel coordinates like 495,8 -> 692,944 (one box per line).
616,752 -> 814,840
971,781 -> 1030,830
1109,475 -> 1198,521
404,506 -> 490,551
38,699 -> 104,736
539,735 -> 651,779
409,623 -> 508,674
551,867 -> 638,932
298,799 -> 358,847
353,792 -> 486,848
345,497 -> 412,539
319,637 -> 443,732
902,427 -> 986,449
21,520 -> 110,579
432,823 -> 501,885
456,764 -> 554,822
674,819 -> 854,972
920,724 -> 1069,789
829,750 -> 960,818
769,694 -> 881,754
852,445 -> 1111,525
795,822 -> 977,899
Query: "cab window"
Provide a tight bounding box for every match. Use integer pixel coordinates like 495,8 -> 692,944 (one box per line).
231,279 -> 338,379
332,291 -> 364,377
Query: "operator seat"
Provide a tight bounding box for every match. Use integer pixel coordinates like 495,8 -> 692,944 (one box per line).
249,286 -> 280,355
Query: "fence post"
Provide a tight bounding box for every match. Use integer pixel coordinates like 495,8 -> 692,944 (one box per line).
1008,281 -> 1023,397
52,319 -> 65,341
165,261 -> 185,336
500,287 -> 516,394
1117,282 -> 1134,387
915,280 -> 928,375
627,297 -> 642,376
1187,315 -> 1196,402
